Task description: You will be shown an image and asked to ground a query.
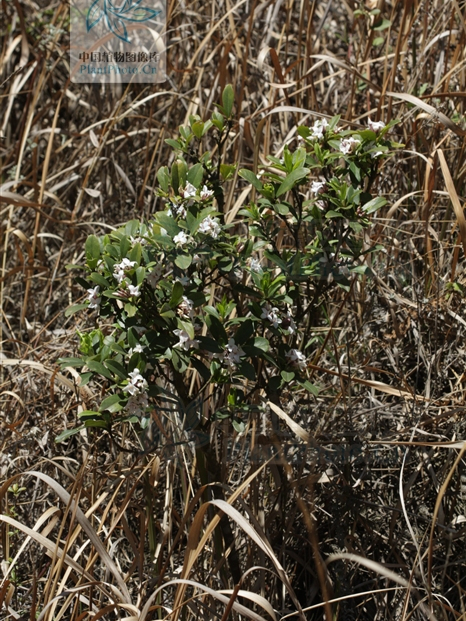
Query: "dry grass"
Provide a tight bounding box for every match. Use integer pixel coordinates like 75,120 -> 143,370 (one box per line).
1,0 -> 466,619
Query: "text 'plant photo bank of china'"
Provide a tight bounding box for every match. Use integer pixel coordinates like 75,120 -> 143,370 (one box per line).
70,0 -> 166,83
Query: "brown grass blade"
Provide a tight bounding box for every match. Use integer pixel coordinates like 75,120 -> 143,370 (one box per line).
437,148 -> 466,257
0,472 -> 131,602
387,91 -> 466,137
267,401 -> 312,443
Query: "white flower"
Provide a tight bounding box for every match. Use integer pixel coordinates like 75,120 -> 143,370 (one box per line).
128,284 -> 141,297
223,338 -> 245,369
340,136 -> 361,155
200,185 -> 214,200
168,202 -> 187,218
310,118 -> 329,140
368,118 -> 385,132
86,286 -> 101,309
173,231 -> 190,246
261,303 -> 282,329
113,258 -> 136,283
371,150 -> 383,159
180,182 -> 197,198
173,329 -> 199,351
198,215 -> 221,239
129,344 -> 144,355
178,296 -> 194,318
282,311 -> 297,335
248,258 -> 263,273
286,348 -> 307,371
120,258 -> 136,269
316,200 -> 326,211
311,180 -> 327,194
130,235 -> 146,246
126,392 -> 148,416
147,265 -> 164,288
125,369 -> 148,395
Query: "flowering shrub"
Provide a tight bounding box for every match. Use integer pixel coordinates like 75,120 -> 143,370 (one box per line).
58,86 -> 401,444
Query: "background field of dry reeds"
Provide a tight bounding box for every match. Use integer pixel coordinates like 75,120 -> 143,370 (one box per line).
1,0 -> 466,619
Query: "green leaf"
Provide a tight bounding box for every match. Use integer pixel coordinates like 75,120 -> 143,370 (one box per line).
253,337 -> 269,352
220,164 -> 236,180
59,357 -> 84,368
349,161 -> 361,182
276,168 -> 310,197
232,419 -> 245,433
175,254 -> 192,269
65,303 -> 88,317
300,380 -> 319,395
273,203 -> 290,215
233,320 -> 254,345
100,394 -> 125,412
155,212 -> 180,236
362,196 -> 387,214
176,159 -> 187,189
239,169 -> 263,190
135,265 -> 145,285
89,273 -> 110,288
85,235 -> 101,261
190,356 -> 211,381
187,163 -> 203,188
79,372 -> 93,386
130,244 -> 142,266
191,121 -> 204,139
203,305 -> 220,319
120,235 -> 130,257
264,250 -> 288,271
55,425 -> 85,443
325,210 -> 344,219
196,336 -> 224,353
171,161 -> 180,193
222,84 -> 234,117
170,280 -> 184,307
373,37 -> 384,46
105,359 -> 127,380
157,166 -> 170,192
281,370 -> 295,382
238,360 -> 256,380
218,256 -> 234,272
86,359 -> 114,380
205,314 -> 227,343
165,138 -> 182,150
373,18 -> 391,31
84,420 -> 110,429
124,303 -> 138,317
78,410 -> 102,420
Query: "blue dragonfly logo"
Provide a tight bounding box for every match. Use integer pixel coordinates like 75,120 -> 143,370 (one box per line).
87,0 -> 161,44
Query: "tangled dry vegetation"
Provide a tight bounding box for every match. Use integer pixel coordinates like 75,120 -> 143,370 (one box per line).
1,0 -> 466,619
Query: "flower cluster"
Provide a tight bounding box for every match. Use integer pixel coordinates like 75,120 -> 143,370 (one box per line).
125,369 -> 148,396
220,339 -> 246,370
114,258 -> 136,284
86,286 -> 101,309
198,215 -> 221,238
174,329 -> 199,351
61,93 -> 400,445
